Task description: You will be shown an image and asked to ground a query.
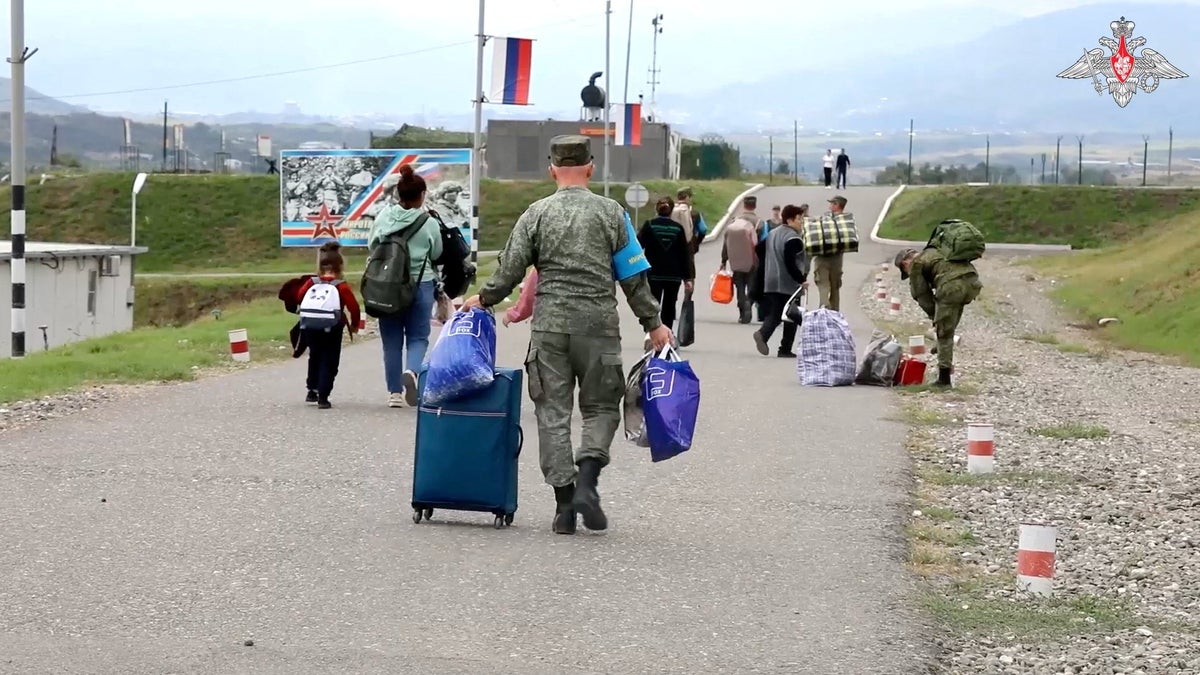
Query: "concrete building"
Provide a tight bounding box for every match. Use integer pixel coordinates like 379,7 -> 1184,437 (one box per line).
485,119 -> 682,182
0,242 -> 147,358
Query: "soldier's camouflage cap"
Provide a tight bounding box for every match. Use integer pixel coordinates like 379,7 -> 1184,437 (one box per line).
549,135 -> 593,167
895,248 -> 919,280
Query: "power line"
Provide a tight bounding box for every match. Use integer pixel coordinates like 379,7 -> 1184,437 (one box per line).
0,14 -> 596,104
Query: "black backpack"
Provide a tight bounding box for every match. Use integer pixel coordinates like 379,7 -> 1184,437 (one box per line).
428,209 -> 476,298
361,214 -> 431,318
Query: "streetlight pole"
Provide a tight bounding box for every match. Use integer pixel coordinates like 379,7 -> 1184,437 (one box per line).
1167,126 -> 1174,185
603,0 -> 612,197
1142,135 -> 1150,186
1041,153 -> 1046,184
1055,135 -> 1062,184
9,0 -> 35,359
768,136 -> 773,184
985,135 -> 990,183
906,118 -> 914,184
1076,135 -> 1084,185
1029,157 -> 1035,185
470,0 -> 486,264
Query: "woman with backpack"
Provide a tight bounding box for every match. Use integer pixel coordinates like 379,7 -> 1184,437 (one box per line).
366,164 -> 444,408
294,242 -> 360,409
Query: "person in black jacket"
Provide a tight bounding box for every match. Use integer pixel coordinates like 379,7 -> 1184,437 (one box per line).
753,204 -> 809,358
637,196 -> 696,329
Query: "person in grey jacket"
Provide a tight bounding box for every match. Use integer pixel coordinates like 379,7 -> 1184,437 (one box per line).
753,204 -> 809,358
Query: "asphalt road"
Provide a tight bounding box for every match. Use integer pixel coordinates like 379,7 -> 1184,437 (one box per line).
0,186 -> 931,673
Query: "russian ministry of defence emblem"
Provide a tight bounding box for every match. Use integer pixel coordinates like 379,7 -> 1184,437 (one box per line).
1057,16 -> 1187,107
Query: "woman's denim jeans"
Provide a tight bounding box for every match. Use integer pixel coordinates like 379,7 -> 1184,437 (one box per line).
377,280 -> 436,394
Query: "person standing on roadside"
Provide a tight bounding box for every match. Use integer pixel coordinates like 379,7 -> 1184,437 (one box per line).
720,198 -> 758,324
638,196 -> 695,329
822,149 -> 835,189
811,195 -> 852,311
835,149 -> 850,189
463,135 -> 671,536
753,204 -> 809,358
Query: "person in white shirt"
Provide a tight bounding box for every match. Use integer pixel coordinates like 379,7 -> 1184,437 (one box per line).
822,150 -> 835,189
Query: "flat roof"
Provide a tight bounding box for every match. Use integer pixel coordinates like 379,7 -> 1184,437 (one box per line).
0,241 -> 149,261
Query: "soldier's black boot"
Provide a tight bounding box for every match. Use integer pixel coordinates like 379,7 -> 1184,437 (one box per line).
573,459 -> 608,531
552,484 -> 577,535
936,367 -> 953,388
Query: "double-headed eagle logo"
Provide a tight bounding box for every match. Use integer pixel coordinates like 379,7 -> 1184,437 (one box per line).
1057,16 -> 1187,107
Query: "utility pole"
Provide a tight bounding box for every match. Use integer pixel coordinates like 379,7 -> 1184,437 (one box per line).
1142,134 -> 1149,186
793,120 -> 799,185
985,135 -> 990,183
647,14 -> 662,122
1167,126 -> 1174,185
162,100 -> 168,172
1076,135 -> 1084,185
1041,152 -> 1046,184
8,0 -> 36,359
1029,157 -> 1035,185
470,0 -> 486,263
768,136 -> 773,184
603,0 -> 612,197
1055,135 -> 1062,183
906,118 -> 914,184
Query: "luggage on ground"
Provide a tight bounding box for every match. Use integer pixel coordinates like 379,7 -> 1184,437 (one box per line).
801,212 -> 860,257
710,269 -> 734,304
423,307 -> 497,406
361,214 -> 431,318
926,219 -> 986,262
411,366 -> 523,528
677,292 -> 696,346
856,331 -> 903,386
893,355 -> 927,386
623,351 -> 654,447
797,308 -> 857,386
642,345 -> 701,462
297,276 -> 345,331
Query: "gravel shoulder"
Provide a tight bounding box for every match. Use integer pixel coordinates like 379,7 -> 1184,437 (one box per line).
860,255 -> 1200,674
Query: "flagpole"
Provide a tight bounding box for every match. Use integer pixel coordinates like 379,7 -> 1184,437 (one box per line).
470,0 -> 486,265
603,0 -> 612,197
622,0 -> 634,104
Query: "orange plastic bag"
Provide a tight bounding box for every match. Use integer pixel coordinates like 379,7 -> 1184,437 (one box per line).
709,269 -> 734,304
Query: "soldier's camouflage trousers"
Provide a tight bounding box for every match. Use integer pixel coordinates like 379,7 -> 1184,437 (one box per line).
524,331 -> 625,488
932,276 -> 981,370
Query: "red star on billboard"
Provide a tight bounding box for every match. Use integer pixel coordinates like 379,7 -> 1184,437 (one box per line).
306,203 -> 340,241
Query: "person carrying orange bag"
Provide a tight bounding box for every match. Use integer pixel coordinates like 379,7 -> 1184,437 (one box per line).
710,267 -> 734,304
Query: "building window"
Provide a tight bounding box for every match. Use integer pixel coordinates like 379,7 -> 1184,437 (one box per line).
87,270 -> 98,316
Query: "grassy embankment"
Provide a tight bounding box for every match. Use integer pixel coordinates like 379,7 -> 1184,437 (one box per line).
0,174 -> 745,403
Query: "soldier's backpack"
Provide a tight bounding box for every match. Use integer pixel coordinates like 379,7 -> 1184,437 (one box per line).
297,277 -> 345,331
361,214 -> 431,318
927,219 -> 986,262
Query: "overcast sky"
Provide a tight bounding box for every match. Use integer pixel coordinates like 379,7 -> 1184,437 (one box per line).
4,0 -> 1197,117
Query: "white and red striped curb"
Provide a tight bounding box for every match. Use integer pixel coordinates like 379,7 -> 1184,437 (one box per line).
967,422 -> 994,474
1016,523 -> 1057,597
228,328 -> 250,363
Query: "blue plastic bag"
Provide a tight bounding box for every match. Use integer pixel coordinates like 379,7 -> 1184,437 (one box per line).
695,213 -> 708,238
612,211 -> 652,281
422,307 -> 497,406
641,345 -> 700,462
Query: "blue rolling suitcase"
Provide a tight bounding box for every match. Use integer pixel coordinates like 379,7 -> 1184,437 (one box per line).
411,366 -> 524,528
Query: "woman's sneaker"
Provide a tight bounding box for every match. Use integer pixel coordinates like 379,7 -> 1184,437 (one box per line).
388,393 -> 407,408
402,370 -> 419,407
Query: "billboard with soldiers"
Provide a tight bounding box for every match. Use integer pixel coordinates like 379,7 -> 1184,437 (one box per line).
279,148 -> 473,247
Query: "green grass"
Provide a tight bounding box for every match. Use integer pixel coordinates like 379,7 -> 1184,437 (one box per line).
0,298 -> 300,404
0,174 -> 747,272
918,467 -> 1078,487
876,185 -> 1200,247
1031,206 -> 1200,366
923,593 -> 1147,641
893,401 -> 956,426
1031,422 -> 1111,440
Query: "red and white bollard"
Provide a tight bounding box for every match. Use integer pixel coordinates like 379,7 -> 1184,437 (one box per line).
967,422 -> 994,474
875,272 -> 884,285
889,296 -> 901,316
881,262 -> 890,273
228,328 -> 250,363
875,286 -> 888,301
1017,523 -> 1057,597
908,335 -> 926,356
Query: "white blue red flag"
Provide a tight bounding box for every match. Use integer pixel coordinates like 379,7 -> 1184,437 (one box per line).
614,103 -> 642,146
489,37 -> 533,105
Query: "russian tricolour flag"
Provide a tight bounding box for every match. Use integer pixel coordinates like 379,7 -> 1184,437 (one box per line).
490,37 -> 533,105
614,103 -> 642,146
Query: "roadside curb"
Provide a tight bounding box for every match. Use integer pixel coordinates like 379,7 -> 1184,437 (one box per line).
705,183 -> 765,242
868,184 -> 1074,254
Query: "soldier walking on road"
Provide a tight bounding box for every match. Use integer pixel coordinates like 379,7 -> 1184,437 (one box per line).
464,135 -> 673,535
894,243 -> 983,388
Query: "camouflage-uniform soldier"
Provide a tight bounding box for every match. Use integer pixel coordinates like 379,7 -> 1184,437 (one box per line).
894,246 -> 982,388
464,135 -> 672,534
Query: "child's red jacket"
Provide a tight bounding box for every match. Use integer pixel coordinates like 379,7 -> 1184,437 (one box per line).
295,274 -> 361,331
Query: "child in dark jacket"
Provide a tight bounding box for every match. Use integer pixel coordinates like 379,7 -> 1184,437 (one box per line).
637,196 -> 696,330
294,242 -> 361,408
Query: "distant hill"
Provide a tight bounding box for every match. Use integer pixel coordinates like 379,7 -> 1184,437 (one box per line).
675,3 -> 1198,134
0,77 -> 89,116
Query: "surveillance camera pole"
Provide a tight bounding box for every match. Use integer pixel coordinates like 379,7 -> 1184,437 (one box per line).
8,0 -> 36,359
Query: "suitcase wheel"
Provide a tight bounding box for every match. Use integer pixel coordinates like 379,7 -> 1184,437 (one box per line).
413,507 -> 433,523
493,513 -> 515,529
